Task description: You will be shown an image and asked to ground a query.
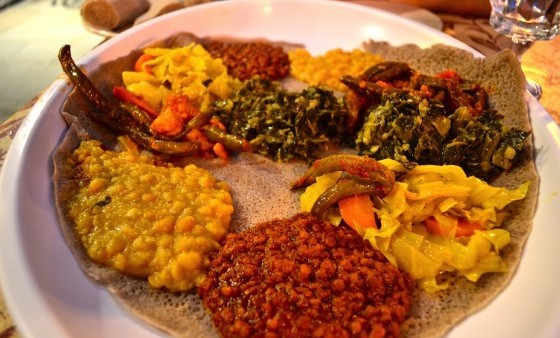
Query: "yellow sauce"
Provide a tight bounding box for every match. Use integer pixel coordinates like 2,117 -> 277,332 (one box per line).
67,140 -> 233,292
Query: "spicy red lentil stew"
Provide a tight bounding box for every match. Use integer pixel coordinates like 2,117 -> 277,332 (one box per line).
198,213 -> 414,338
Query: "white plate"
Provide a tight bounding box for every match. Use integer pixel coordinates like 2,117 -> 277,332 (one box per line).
82,0 -> 442,38
1,0 -> 559,337
350,0 -> 443,30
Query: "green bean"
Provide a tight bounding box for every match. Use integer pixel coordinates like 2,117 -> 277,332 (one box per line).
362,61 -> 410,82
119,102 -> 153,133
291,154 -> 395,194
203,126 -> 251,152
310,179 -> 381,220
187,108 -> 215,131
147,137 -> 200,156
110,116 -> 200,156
340,75 -> 384,96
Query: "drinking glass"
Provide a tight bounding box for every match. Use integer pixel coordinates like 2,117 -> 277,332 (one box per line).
489,0 -> 560,98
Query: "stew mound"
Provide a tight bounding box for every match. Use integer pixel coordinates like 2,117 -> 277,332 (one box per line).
198,212 -> 414,338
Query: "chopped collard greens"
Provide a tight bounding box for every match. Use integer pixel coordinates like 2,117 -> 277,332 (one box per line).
214,78 -> 348,162
343,62 -> 530,182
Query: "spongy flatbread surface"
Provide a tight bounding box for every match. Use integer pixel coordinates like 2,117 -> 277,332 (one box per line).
52,34 -> 538,337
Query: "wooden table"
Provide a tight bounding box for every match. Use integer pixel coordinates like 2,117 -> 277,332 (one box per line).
1,7 -> 559,338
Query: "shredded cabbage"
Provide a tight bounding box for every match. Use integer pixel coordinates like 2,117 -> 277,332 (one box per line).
367,159 -> 528,291
300,158 -> 530,292
121,43 -> 240,112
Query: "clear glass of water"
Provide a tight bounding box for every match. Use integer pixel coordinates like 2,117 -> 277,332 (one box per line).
489,0 -> 560,98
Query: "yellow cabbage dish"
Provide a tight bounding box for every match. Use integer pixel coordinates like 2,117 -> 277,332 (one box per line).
300,159 -> 530,292
121,43 -> 240,113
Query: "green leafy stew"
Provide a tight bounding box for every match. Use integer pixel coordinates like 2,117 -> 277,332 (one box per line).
214,78 -> 349,162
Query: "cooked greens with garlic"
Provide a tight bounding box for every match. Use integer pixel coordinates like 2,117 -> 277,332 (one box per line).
342,62 -> 530,182
214,78 -> 349,162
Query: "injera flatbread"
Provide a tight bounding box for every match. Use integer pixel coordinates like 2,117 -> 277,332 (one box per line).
52,33 -> 539,337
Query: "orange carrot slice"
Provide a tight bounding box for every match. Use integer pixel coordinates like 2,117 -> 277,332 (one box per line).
338,194 -> 376,231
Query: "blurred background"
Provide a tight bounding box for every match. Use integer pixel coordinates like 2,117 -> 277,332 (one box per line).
0,0 -> 104,123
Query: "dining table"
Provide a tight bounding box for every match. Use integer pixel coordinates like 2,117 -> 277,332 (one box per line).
1,1 -> 559,337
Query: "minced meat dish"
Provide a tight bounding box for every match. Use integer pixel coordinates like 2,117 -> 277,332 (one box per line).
198,213 -> 414,338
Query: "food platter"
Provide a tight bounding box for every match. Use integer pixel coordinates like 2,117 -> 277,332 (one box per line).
0,0 -> 559,337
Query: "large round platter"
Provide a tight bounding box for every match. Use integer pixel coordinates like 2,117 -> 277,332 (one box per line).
1,0 -> 559,337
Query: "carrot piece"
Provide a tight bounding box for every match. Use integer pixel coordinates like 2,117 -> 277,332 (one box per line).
424,217 -> 452,237
165,93 -> 199,121
113,86 -> 159,118
187,128 -> 213,152
338,194 -> 376,232
150,109 -> 183,137
213,142 -> 229,160
134,54 -> 155,74
455,219 -> 482,238
435,69 -> 461,81
424,216 -> 482,238
209,116 -> 226,130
